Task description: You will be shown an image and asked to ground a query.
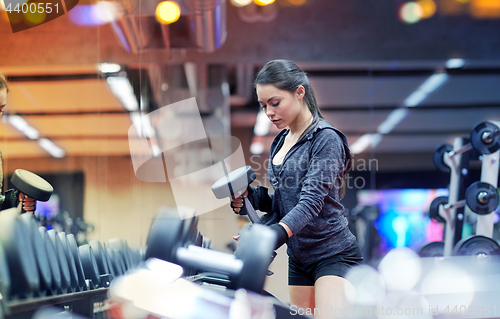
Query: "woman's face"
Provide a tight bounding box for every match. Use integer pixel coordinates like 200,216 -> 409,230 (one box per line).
256,84 -> 305,130
0,88 -> 6,116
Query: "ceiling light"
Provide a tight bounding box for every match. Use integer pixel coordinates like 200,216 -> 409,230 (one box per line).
350,133 -> 382,155
231,0 -> 253,7
254,0 -> 275,6
8,115 -> 40,139
98,63 -> 121,73
377,108 -> 409,134
107,76 -> 139,111
404,73 -> 449,107
39,138 -> 65,158
445,58 -> 466,69
156,1 -> 181,24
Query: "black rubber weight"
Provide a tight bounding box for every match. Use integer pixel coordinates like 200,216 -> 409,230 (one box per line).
0,237 -> 10,304
102,245 -> 116,279
89,240 -> 109,276
417,241 -> 444,257
66,234 -> 86,290
10,169 -> 53,201
47,230 -> 71,291
453,235 -> 500,256
78,244 -> 100,287
20,214 -> 52,293
0,208 -> 39,297
58,232 -> 80,290
108,249 -> 125,276
38,227 -> 62,293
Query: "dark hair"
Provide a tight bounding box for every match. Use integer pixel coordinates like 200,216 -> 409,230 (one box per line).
0,72 -> 8,93
255,60 -> 351,199
254,59 -> 324,139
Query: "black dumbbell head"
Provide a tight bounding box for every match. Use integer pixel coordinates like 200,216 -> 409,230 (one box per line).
11,169 -> 53,201
211,166 -> 256,199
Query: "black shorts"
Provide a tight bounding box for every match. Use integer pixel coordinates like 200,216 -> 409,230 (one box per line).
288,241 -> 363,286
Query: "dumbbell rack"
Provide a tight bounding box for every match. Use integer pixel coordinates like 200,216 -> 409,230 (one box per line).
4,288 -> 109,318
422,120 -> 500,257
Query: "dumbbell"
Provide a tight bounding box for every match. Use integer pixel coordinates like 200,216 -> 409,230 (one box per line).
211,166 -> 260,223
10,169 -> 53,213
78,244 -> 101,290
430,181 -> 499,218
38,227 -> 63,295
0,207 -> 39,299
453,235 -> 500,256
19,214 -> 52,297
145,208 -> 277,294
59,232 -> 82,292
434,121 -> 500,172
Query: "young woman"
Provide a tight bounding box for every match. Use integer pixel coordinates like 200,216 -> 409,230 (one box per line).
0,72 -> 37,212
231,60 -> 362,318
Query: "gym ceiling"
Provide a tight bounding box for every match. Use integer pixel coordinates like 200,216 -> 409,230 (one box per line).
1,0 -> 499,171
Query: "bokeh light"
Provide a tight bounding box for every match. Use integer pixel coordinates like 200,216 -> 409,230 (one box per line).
156,1 -> 181,24
345,265 -> 386,305
470,0 -> 500,18
417,0 -> 436,18
421,262 -> 475,309
230,0 -> 253,7
23,2 -> 47,26
399,2 -> 423,24
254,0 -> 275,6
287,0 -> 307,6
378,248 -> 422,291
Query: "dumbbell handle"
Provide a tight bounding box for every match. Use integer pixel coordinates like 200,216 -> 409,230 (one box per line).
443,199 -> 466,210
176,245 -> 243,276
241,197 -> 260,223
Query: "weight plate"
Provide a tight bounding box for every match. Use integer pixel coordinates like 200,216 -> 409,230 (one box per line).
108,249 -> 125,276
38,227 -> 61,293
453,235 -> 500,256
0,208 -> 39,297
66,234 -> 86,290
109,238 -> 132,271
78,244 -> 101,288
102,245 -> 116,279
10,169 -> 53,202
433,144 -> 453,173
58,232 -> 80,290
19,214 -> 52,293
47,229 -> 71,291
429,196 -> 448,223
470,121 -> 500,155
417,241 -> 444,258
145,208 -> 185,264
234,224 -> 276,293
466,181 -> 500,215
89,240 -> 110,276
0,237 -> 10,304
432,144 -> 453,173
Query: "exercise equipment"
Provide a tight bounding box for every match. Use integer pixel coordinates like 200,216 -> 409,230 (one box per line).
59,232 -> 81,292
0,208 -> 39,298
19,214 -> 52,296
465,181 -> 499,215
78,244 -> 101,289
10,169 -> 53,213
47,229 -> 72,293
453,235 -> 500,256
145,209 -> 277,294
418,241 -> 445,258
38,227 -> 62,295
212,165 -> 260,223
89,240 -> 112,287
66,234 -> 87,291
434,121 -> 500,173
